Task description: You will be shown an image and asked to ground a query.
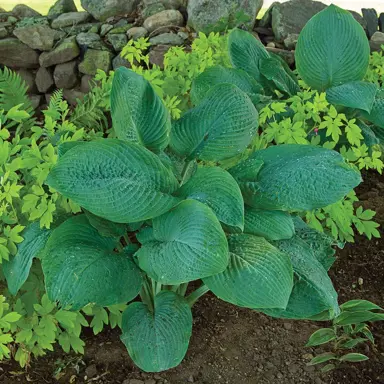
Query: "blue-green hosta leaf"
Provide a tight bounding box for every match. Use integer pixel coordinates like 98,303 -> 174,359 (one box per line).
292,217 -> 336,271
190,65 -> 263,105
137,200 -> 229,284
228,28 -> 269,82
3,223 -> 51,295
326,82 -> 378,113
57,141 -> 86,158
84,210 -> 128,238
111,68 -> 170,151
263,236 -> 339,320
361,90 -> 384,128
175,167 -> 244,232
42,215 -> 142,310
296,5 -> 370,91
121,291 -> 192,372
259,57 -> 300,96
46,139 -> 180,223
356,120 -> 380,147
203,234 -> 293,310
244,207 -> 295,241
232,144 -> 361,211
170,84 -> 259,162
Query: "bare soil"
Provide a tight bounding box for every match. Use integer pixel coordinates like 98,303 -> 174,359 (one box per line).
1,171 -> 383,384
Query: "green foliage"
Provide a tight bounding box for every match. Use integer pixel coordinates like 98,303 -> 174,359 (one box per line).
0,3 -> 383,373
306,299 -> 384,371
41,56 -> 362,371
365,45 -> 384,86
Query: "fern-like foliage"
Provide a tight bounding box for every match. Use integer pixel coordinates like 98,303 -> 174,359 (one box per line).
0,67 -> 33,114
70,71 -> 112,132
0,67 -> 35,130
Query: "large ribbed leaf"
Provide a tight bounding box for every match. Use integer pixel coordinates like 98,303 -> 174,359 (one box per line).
296,5 -> 370,91
136,200 -> 229,284
3,223 -> 51,295
259,57 -> 300,96
46,139 -> 180,223
170,84 -> 259,161
111,68 -> 170,151
42,215 -> 142,310
232,144 -> 361,211
190,65 -> 263,105
244,207 -> 295,241
175,167 -> 244,232
326,82 -> 378,113
293,217 -> 336,271
203,234 -> 293,309
121,291 -> 192,372
263,236 -> 339,320
228,28 -> 269,82
357,120 -> 380,147
361,90 -> 384,128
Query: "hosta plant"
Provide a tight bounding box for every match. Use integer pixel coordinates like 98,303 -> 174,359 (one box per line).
31,65 -> 364,372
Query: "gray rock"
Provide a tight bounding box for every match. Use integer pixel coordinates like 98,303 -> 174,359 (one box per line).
271,0 -> 327,41
47,0 -> 78,21
112,55 -> 132,69
258,1 -> 278,28
362,8 -> 378,39
143,10 -> 184,32
271,0 -> 366,41
380,13 -> 384,32
81,0 -> 140,21
7,16 -> 18,24
113,19 -> 128,28
63,22 -> 101,34
12,4 -> 42,18
54,60 -> 78,88
80,74 -> 93,92
39,37 -> 80,67
0,27 -> 7,38
54,30 -> 67,40
13,24 -> 55,51
108,24 -> 133,34
161,0 -> 187,9
108,33 -> 127,51
15,69 -> 36,94
349,11 -> 367,30
0,38 -> 39,68
143,3 -> 166,19
51,12 -> 92,29
36,67 -> 55,92
100,23 -> 113,36
149,44 -> 170,68
283,33 -> 299,50
149,32 -> 184,45
76,32 -> 106,50
15,16 -> 49,28
29,94 -> 42,109
79,49 -> 112,75
187,0 -> 263,33
370,31 -> 384,52
127,26 -> 148,40
63,88 -> 85,105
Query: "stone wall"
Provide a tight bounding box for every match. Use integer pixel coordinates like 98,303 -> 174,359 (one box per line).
0,0 -> 383,110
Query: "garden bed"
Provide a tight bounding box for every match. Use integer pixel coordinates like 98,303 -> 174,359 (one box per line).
1,171 -> 383,384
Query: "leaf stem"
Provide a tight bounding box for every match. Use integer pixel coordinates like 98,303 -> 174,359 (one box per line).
186,284 -> 210,307
180,160 -> 193,186
178,283 -> 189,296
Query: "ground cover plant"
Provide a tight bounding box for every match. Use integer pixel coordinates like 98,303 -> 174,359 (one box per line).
0,3 -> 383,375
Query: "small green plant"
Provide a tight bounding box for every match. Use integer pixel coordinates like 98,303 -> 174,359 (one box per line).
36,62 -> 363,372
306,300 -> 384,372
365,45 -> 384,86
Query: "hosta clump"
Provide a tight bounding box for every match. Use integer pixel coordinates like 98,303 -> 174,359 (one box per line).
31,65 -> 363,372
191,5 -> 384,159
